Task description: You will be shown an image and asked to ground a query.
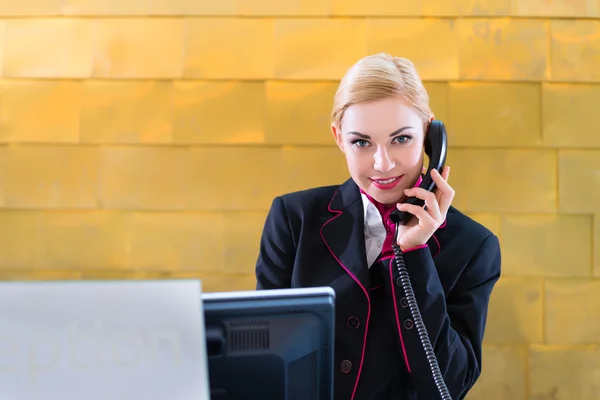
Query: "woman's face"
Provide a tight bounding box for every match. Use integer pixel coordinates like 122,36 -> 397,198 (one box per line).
332,96 -> 429,206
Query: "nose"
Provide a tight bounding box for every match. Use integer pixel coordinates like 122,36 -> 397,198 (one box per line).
373,146 -> 396,173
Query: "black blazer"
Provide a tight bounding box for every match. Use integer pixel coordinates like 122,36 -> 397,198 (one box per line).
255,178 -> 501,400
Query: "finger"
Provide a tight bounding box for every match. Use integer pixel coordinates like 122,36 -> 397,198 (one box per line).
432,168 -> 455,205
441,166 -> 450,181
404,188 -> 443,220
404,187 -> 443,218
438,188 -> 454,215
424,192 -> 443,221
404,187 -> 438,205
437,169 -> 455,210
406,174 -> 453,220
396,202 -> 436,226
431,167 -> 450,188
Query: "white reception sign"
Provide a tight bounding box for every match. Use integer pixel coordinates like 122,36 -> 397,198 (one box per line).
0,279 -> 210,400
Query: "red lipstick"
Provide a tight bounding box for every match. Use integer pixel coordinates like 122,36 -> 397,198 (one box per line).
370,176 -> 402,190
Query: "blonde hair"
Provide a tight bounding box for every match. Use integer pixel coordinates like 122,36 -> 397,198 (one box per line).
332,53 -> 433,129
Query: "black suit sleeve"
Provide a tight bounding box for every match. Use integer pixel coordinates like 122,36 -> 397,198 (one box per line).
255,196 -> 296,290
388,234 -> 501,400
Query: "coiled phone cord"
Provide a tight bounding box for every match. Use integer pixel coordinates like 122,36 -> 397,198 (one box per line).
392,221 -> 452,400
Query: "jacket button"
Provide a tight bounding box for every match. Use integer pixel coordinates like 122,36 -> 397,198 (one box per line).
341,360 -> 352,373
400,297 -> 408,308
404,319 -> 414,330
396,277 -> 402,287
347,316 -> 360,329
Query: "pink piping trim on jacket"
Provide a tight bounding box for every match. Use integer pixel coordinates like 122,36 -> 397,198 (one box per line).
388,259 -> 412,373
402,244 -> 428,252
320,190 -> 371,400
432,235 -> 441,257
377,250 -> 414,372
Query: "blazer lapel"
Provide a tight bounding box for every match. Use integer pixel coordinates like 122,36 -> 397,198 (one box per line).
320,178 -> 370,290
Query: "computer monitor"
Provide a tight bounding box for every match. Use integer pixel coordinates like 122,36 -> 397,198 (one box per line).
202,286 -> 336,400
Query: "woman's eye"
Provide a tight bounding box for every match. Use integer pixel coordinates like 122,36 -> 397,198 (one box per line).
393,135 -> 411,144
352,139 -> 369,147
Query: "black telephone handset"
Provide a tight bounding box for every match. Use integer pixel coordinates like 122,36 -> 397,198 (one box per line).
389,120 -> 448,226
388,120 -> 452,400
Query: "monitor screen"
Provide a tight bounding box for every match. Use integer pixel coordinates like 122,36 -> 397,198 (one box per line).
202,286 -> 336,400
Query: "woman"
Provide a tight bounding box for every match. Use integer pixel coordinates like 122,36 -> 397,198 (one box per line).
255,53 -> 501,400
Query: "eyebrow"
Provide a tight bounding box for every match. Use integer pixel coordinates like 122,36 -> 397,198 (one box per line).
346,126 -> 414,139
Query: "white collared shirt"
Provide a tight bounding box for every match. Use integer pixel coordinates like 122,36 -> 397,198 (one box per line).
360,193 -> 411,268
360,193 -> 388,268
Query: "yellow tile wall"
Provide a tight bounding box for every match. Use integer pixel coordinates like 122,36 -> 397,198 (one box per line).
0,1 -> 598,398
